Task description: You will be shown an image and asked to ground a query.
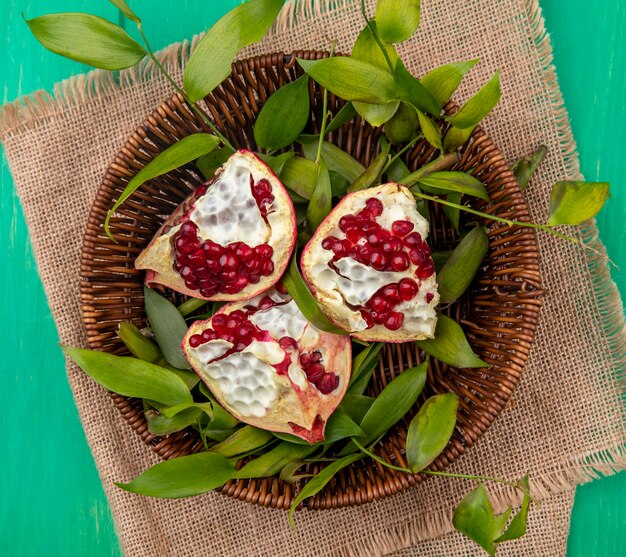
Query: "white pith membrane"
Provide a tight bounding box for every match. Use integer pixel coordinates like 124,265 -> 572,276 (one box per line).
182,288 -> 351,443
135,150 -> 296,301
302,183 -> 440,342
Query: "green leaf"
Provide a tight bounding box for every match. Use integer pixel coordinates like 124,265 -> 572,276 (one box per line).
183,0 -> 284,102
145,405 -> 202,435
256,151 -> 295,175
196,387 -> 239,430
279,460 -> 312,483
326,103 -> 358,134
353,100 -> 400,127
117,322 -> 160,363
384,102 -> 420,145
452,484 -> 496,556
386,152 -> 412,182
431,250 -> 454,272
546,181 -> 610,225
307,160 -> 332,231
340,362 -> 427,456
302,141 -> 366,183
376,0 -> 421,43
437,225 -> 489,303
209,426 -> 274,457
447,71 -> 501,129
352,21 -> 398,70
144,287 -> 190,369
394,59 -> 440,116
108,0 -> 141,23
236,442 -> 317,479
25,13 -> 145,70
494,475 -> 531,543
417,314 -> 487,368
512,145 -> 547,191
493,507 -> 513,538
348,142 -> 391,193
330,171 -> 350,198
254,75 -> 310,150
62,347 -> 192,407
105,134 -> 220,239
282,255 -> 349,334
444,71 -> 501,150
279,156 -> 316,199
116,452 -> 236,498
339,394 -> 376,423
406,393 -> 459,472
349,342 -> 384,391
421,59 -> 479,109
416,171 -> 489,200
416,110 -> 442,150
288,453 -> 363,524
196,148 -> 231,179
299,57 -> 398,104
442,193 -> 461,232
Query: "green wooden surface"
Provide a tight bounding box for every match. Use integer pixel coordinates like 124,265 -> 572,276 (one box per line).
0,1 -> 623,555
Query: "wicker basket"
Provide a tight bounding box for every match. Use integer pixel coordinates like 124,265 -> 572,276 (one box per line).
80,50 -> 543,510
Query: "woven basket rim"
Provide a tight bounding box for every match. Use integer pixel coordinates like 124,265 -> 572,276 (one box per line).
79,50 -> 543,511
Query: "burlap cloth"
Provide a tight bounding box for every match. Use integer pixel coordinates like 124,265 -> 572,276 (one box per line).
1,0 -> 625,555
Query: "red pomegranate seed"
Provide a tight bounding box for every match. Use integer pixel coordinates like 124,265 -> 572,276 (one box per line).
201,329 -> 217,342
391,253 -> 410,272
204,242 -> 223,258
306,363 -> 325,382
259,296 -> 274,310
415,259 -> 435,280
382,284 -> 402,304
212,314 -> 226,328
254,178 -> 272,195
357,244 -> 373,263
261,260 -> 274,275
221,271 -> 238,283
399,278 -> 419,301
322,236 -> 337,250
279,337 -> 298,350
310,351 -> 322,363
425,292 -> 435,303
244,258 -> 261,271
370,295 -> 390,313
180,221 -> 197,236
234,243 -> 253,259
364,197 -> 384,216
370,251 -> 387,271
404,232 -> 423,247
391,220 -> 415,237
275,283 -> 287,294
299,353 -> 311,367
232,276 -> 248,291
332,241 -> 348,258
248,273 -> 260,284
371,310 -> 387,325
256,244 -> 273,258
219,253 -> 238,270
317,373 -> 339,394
384,311 -> 404,331
409,248 -> 427,265
189,334 -> 203,347
339,215 -> 355,232
367,229 -> 388,247
346,227 -> 363,243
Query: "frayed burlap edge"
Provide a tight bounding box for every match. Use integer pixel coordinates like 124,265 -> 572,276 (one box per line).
1,0 -> 625,554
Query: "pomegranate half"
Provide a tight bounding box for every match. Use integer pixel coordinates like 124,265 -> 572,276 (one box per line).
135,150 -> 297,301
301,183 -> 440,342
182,287 -> 352,444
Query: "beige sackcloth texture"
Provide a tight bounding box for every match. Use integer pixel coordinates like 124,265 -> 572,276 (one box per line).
1,0 -> 625,555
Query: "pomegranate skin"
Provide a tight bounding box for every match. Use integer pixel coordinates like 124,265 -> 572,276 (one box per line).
301,183 -> 440,343
135,150 -> 297,302
182,288 -> 352,444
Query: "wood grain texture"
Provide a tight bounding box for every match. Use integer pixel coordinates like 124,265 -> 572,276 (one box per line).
0,1 -> 623,556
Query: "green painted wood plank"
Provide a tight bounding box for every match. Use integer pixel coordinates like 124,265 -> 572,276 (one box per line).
1,1 -> 624,556
542,2 -> 626,556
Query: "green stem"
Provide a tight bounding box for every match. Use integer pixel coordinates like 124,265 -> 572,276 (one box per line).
382,134 -> 424,175
137,25 -> 235,152
402,152 -> 460,184
351,439 -> 538,503
410,190 -> 579,243
359,0 -> 395,73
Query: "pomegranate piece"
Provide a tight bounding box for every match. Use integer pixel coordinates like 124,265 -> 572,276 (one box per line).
135,150 -> 297,301
182,288 -> 352,444
301,183 -> 440,342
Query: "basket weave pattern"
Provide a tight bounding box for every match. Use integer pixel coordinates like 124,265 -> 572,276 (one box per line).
80,51 -> 542,509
